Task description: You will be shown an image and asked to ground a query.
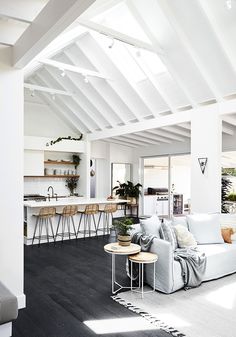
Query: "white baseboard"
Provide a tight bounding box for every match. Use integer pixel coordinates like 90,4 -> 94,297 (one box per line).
17,293 -> 26,309
0,322 -> 12,337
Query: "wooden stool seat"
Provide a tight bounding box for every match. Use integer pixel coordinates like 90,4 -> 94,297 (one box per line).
32,207 -> 56,245
97,204 -> 117,236
77,204 -> 99,238
56,205 -> 78,241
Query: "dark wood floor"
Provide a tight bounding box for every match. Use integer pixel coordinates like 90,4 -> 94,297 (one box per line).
13,236 -> 170,337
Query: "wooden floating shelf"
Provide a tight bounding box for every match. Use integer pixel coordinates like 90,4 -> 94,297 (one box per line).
24,175 -> 80,178
44,161 -> 75,165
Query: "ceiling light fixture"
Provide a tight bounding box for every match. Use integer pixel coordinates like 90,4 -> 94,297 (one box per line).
51,94 -> 56,100
136,48 -> 141,57
108,37 -> 114,49
30,89 -> 35,97
60,68 -> 66,77
82,74 -> 89,83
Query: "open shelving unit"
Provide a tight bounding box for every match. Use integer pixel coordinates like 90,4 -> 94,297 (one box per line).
44,161 -> 76,165
24,175 -> 80,178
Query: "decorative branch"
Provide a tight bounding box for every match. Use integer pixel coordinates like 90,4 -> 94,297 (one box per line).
46,135 -> 83,146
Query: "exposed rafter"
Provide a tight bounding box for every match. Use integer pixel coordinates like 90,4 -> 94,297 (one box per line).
103,138 -> 138,148
0,13 -> 31,24
38,58 -> 109,80
147,129 -> 185,142
137,131 -> 172,144
122,134 -> 161,145
13,0 -> 95,68
24,83 -> 73,97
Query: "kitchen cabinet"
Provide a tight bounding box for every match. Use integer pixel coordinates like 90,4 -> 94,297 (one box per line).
24,150 -> 44,176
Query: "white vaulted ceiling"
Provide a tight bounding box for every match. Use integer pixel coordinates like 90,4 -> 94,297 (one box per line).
19,0 -> 236,147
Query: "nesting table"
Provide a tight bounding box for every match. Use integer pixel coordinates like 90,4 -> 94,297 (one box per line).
104,242 -> 141,294
129,252 -> 158,298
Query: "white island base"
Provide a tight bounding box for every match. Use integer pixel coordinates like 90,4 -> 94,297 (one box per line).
24,197 -> 127,245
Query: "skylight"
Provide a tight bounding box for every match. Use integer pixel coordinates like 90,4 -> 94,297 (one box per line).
92,1 -> 151,44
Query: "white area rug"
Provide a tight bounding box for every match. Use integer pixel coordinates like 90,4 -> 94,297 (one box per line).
112,273 -> 236,337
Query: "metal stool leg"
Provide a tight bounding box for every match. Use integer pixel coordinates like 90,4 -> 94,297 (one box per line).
71,216 -> 77,239
32,216 -> 39,245
49,218 -> 55,242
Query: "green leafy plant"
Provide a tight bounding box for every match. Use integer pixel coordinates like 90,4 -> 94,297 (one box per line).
66,176 -> 79,195
222,175 -> 232,213
227,193 -> 236,202
72,154 -> 81,169
46,135 -> 83,146
113,217 -> 134,236
113,181 -> 142,198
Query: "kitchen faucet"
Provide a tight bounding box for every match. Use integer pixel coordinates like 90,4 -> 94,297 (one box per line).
47,186 -> 54,199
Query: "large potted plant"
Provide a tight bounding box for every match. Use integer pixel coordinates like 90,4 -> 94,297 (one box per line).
66,176 -> 79,196
113,180 -> 142,204
113,217 -> 134,246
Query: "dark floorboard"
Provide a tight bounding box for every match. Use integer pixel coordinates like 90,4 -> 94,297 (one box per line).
13,237 -> 170,337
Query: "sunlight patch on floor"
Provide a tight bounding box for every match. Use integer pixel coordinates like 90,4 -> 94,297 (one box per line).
206,281 -> 236,309
84,317 -> 159,334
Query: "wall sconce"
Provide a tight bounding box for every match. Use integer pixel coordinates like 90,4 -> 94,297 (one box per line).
198,158 -> 208,174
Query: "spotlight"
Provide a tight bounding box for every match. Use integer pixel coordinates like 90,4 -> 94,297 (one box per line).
84,76 -> 89,84
108,38 -> 114,49
51,94 -> 56,100
30,90 -> 35,97
60,69 -> 66,77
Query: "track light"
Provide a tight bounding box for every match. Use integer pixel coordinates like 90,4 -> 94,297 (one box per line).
60,69 -> 66,77
51,94 -> 56,100
84,75 -> 89,84
108,38 -> 114,49
30,89 -> 35,97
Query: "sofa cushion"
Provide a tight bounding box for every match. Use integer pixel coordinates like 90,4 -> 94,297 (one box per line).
160,220 -> 178,250
172,216 -> 188,229
140,214 -> 161,237
187,214 -> 224,244
174,224 -> 197,248
0,282 -> 18,324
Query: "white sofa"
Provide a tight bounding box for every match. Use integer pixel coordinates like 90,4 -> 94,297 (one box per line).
135,214 -> 236,294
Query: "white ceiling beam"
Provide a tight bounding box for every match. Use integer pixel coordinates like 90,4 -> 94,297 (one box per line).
24,83 -> 73,96
0,41 -> 13,47
223,116 -> 236,127
77,18 -> 160,54
13,0 -> 95,68
127,0 -> 197,108
63,48 -> 127,125
43,66 -> 106,130
0,13 -> 31,24
35,73 -> 90,133
38,58 -> 109,80
88,109 -> 193,141
219,100 -> 236,116
157,0 -> 222,102
80,0 -> 122,20
115,136 -> 149,147
76,37 -> 145,122
136,131 -> 172,144
162,125 -> 191,138
123,134 -> 161,145
103,138 -> 138,148
147,129 -> 185,142
222,123 -> 234,136
178,122 -> 191,130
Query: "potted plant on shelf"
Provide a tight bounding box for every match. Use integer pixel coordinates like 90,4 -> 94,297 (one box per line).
113,217 -> 134,246
66,176 -> 79,196
113,180 -> 142,204
72,154 -> 81,169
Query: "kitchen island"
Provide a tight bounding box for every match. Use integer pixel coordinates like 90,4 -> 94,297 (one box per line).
24,197 -> 127,245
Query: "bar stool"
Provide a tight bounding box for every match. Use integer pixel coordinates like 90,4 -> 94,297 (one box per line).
97,204 -> 117,236
32,207 -> 56,246
55,205 -> 78,242
77,204 -> 99,238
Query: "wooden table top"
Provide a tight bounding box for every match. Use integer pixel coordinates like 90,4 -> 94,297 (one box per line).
128,252 -> 158,263
104,242 -> 141,255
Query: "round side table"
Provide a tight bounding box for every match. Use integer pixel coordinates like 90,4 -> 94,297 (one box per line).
129,252 -> 158,299
104,242 -> 141,294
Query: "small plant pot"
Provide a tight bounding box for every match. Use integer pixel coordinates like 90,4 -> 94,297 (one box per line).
118,234 -> 131,246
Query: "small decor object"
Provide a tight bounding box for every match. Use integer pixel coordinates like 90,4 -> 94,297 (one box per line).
72,154 -> 81,169
65,176 -> 79,196
107,195 -> 115,200
198,157 -> 208,174
221,228 -> 234,244
46,134 -> 83,146
113,217 -> 134,246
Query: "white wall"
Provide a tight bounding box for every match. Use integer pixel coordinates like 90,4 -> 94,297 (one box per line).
24,102 -> 77,137
0,49 -> 25,307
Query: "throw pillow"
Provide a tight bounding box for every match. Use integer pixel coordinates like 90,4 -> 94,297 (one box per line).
172,216 -> 188,229
221,228 -> 234,244
140,214 -> 161,238
187,214 -> 224,244
174,224 -> 197,248
160,220 -> 178,250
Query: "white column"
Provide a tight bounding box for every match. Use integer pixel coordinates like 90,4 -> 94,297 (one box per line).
0,49 -> 25,307
191,105 -> 222,213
